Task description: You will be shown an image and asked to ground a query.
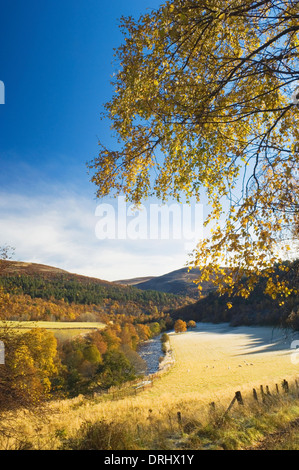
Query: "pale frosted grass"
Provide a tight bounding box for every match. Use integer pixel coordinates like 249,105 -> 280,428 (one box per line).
149,324 -> 299,402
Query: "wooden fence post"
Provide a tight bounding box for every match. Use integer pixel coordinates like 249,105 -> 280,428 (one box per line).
260,385 -> 266,402
223,395 -> 236,419
235,391 -> 244,405
282,379 -> 289,393
253,388 -> 258,401
223,391 -> 243,420
209,401 -> 216,411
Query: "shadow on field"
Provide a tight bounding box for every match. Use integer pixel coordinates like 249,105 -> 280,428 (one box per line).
191,322 -> 299,357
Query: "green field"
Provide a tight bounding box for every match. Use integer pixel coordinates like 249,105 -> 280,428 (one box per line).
0,320 -> 106,341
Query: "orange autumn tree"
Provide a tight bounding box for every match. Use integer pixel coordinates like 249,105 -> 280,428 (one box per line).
89,0 -> 299,300
20,328 -> 59,395
174,319 -> 187,333
0,326 -> 59,412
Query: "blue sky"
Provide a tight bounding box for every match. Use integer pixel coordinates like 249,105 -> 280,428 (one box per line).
0,0 -> 204,281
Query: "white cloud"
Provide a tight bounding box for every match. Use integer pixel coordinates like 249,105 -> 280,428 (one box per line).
0,190 -> 194,281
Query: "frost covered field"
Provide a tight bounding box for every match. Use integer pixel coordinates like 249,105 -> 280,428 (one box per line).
153,323 -> 299,404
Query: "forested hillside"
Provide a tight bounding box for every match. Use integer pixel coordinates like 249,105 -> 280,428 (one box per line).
0,261 -> 191,322
0,273 -> 184,306
172,261 -> 299,330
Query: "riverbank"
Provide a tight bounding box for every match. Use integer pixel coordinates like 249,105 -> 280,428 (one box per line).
157,339 -> 175,374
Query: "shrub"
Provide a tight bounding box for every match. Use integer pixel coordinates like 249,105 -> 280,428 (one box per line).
62,420 -> 138,450
160,333 -> 169,343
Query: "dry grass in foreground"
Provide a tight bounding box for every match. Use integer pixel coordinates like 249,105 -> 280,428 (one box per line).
1,384 -> 299,450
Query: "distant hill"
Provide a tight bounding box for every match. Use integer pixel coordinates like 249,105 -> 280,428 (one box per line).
115,267 -> 217,298
0,260 -> 188,308
114,276 -> 156,286
0,260 -> 113,286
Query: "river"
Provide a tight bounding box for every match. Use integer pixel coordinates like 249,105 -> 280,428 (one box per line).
137,334 -> 164,375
